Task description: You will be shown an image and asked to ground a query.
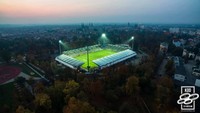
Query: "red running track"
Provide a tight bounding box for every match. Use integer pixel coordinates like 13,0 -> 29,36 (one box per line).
0,66 -> 21,84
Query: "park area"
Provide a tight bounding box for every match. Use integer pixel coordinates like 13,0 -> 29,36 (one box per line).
74,49 -> 116,69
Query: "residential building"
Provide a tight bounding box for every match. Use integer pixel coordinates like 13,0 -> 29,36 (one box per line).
160,42 -> 168,53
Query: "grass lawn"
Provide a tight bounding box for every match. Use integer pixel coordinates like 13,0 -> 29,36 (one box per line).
0,82 -> 14,107
74,49 -> 116,69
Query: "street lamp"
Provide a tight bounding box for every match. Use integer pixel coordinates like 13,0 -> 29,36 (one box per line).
131,36 -> 134,50
59,40 -> 62,54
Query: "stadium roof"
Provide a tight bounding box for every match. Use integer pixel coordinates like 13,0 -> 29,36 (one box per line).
55,54 -> 84,69
93,49 -> 136,69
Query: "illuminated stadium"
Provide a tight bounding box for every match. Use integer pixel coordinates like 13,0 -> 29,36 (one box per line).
55,34 -> 137,72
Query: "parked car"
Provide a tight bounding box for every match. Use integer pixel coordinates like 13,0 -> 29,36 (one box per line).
174,74 -> 186,82
192,65 -> 199,70
192,69 -> 200,76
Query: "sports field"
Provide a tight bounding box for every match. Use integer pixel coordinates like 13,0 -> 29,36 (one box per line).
74,49 -> 116,69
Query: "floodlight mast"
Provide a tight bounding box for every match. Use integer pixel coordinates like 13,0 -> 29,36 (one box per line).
59,40 -> 62,54
101,33 -> 107,47
131,36 -> 134,50
87,46 -> 89,71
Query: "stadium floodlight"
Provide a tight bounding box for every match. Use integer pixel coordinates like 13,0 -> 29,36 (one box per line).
59,40 -> 62,43
100,33 -> 109,47
131,36 -> 134,40
59,40 -> 62,54
102,33 -> 106,38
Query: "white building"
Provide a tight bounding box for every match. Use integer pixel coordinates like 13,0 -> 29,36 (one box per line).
197,29 -> 200,35
182,49 -> 187,57
169,28 -> 179,33
172,39 -> 181,47
160,42 -> 168,53
195,53 -> 200,61
182,49 -> 195,59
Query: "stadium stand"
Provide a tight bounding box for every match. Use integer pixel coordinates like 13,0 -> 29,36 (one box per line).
107,44 -> 130,51
55,54 -> 84,69
93,49 -> 136,69
63,44 -> 102,57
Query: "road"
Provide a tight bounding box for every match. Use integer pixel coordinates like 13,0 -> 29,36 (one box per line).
157,59 -> 167,76
184,60 -> 199,85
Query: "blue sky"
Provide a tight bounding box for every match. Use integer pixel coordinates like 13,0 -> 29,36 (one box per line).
0,0 -> 199,24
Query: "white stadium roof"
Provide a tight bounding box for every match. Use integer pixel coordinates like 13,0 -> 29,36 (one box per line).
93,49 -> 136,69
55,54 -> 84,69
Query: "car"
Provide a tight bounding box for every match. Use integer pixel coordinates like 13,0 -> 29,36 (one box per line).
192,69 -> 200,76
174,74 -> 186,82
192,65 -> 199,70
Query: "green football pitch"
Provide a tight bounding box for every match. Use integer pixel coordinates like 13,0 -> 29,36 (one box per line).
74,49 -> 116,69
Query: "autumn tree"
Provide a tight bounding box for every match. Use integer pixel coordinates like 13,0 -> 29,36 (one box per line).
16,105 -> 34,113
16,54 -> 24,63
107,111 -> 117,113
50,61 -> 59,74
81,78 -> 90,92
125,76 -> 139,97
45,80 -> 65,113
159,76 -> 173,88
63,80 -> 80,102
165,59 -> 175,76
139,77 -> 155,96
155,85 -> 171,112
63,97 -> 96,113
34,82 -> 45,94
154,76 -> 174,112
88,80 -> 103,97
34,93 -> 52,111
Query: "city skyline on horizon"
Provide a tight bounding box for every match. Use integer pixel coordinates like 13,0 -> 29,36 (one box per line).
0,0 -> 200,24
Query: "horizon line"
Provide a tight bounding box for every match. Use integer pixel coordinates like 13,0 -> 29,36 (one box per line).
0,22 -> 200,26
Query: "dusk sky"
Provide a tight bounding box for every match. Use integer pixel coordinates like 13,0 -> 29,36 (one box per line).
0,0 -> 200,24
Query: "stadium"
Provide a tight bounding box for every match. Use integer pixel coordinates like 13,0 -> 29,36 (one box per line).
55,34 -> 137,72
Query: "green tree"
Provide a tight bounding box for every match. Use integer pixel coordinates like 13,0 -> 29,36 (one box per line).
1,50 -> 11,63
172,47 -> 183,56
